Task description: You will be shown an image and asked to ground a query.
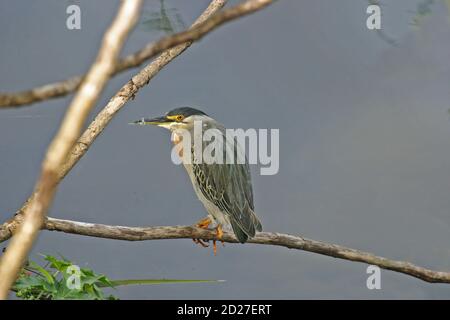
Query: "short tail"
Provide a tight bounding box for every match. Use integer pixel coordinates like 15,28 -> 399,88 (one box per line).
230,220 -> 249,243
251,209 -> 263,232
230,209 -> 262,243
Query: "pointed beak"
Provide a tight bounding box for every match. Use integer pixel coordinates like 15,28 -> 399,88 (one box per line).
129,116 -> 172,126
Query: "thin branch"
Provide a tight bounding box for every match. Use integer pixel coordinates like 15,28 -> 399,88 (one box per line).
37,217 -> 450,284
0,0 -> 275,108
0,0 -> 143,299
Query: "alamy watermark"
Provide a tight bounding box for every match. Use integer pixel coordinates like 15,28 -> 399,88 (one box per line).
164,120 -> 279,176
366,265 -> 381,290
366,4 -> 381,30
66,264 -> 81,290
66,4 -> 81,30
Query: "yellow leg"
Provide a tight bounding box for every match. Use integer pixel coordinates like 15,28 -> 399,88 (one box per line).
196,217 -> 212,229
213,224 -> 224,256
193,217 -> 212,248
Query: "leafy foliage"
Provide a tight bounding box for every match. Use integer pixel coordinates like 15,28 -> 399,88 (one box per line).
14,254 -> 117,300
13,254 -> 221,300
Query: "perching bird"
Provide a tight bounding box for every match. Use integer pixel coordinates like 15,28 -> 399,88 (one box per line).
132,107 -> 262,254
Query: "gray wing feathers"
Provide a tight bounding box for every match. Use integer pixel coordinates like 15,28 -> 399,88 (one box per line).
192,126 -> 262,243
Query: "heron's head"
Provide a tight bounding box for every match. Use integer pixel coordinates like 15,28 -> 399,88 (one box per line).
131,107 -> 209,131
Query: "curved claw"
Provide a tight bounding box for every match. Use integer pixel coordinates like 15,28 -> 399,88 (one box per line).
192,218 -> 225,255
193,238 -> 209,247
196,217 -> 212,229
193,217 -> 212,249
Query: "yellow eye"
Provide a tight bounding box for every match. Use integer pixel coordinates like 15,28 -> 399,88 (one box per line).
176,115 -> 184,122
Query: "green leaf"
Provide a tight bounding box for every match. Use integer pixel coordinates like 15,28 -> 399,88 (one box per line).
44,254 -> 71,271
107,279 -> 224,287
82,274 -> 106,286
12,253 -> 220,300
29,261 -> 54,285
13,275 -> 46,290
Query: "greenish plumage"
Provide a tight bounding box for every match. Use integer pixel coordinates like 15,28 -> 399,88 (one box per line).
191,121 -> 262,243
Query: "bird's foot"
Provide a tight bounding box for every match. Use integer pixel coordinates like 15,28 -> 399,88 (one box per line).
192,217 -> 212,248
212,224 -> 225,256
193,238 -> 209,247
196,217 -> 212,229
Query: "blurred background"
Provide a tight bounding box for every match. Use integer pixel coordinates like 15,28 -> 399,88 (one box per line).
1,0 -> 450,298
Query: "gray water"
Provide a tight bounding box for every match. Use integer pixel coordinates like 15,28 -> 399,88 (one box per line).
1,0 -> 450,299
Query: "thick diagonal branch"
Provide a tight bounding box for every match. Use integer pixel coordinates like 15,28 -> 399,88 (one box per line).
37,217 -> 450,284
0,0 -> 275,108
0,0 -> 143,299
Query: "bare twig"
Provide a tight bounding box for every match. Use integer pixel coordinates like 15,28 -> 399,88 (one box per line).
0,0 -> 143,299
0,0 -> 275,108
33,217 -> 450,284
